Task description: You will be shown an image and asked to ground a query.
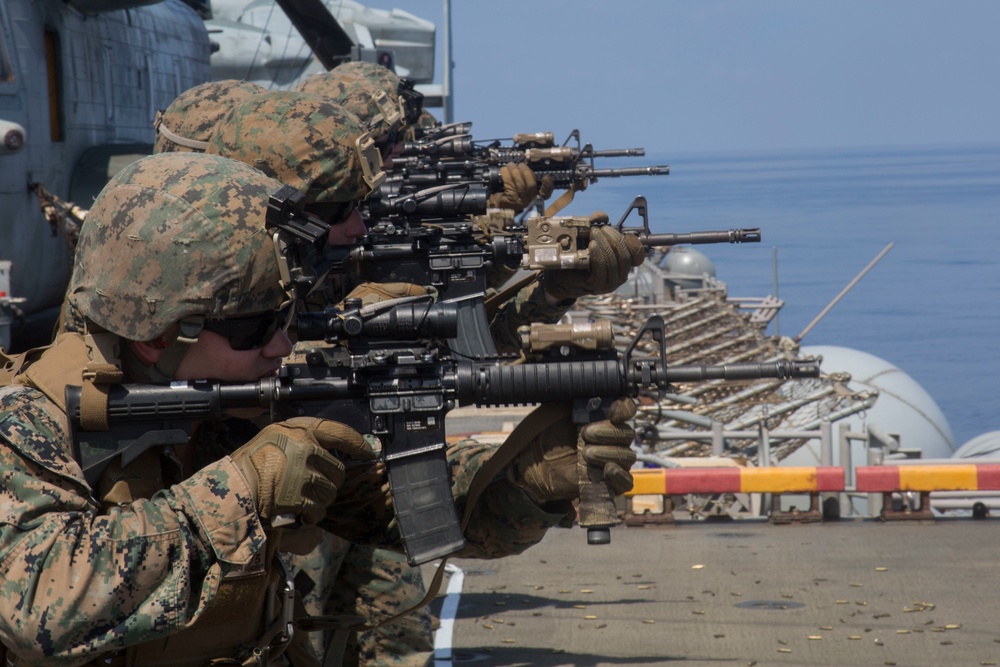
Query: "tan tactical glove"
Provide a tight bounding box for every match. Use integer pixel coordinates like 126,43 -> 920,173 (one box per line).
541,213 -> 646,302
321,460 -> 397,544
341,281 -> 430,307
510,399 -> 637,505
230,417 -> 375,526
537,174 -> 555,200
488,161 -> 538,212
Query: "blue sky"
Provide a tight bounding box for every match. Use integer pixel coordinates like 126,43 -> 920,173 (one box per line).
362,1 -> 1000,154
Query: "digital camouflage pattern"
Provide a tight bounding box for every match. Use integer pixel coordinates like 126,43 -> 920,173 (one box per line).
50,82 -> 266,336
333,544 -> 433,667
300,62 -> 402,108
57,82 -> 268,336
450,439 -> 575,556
286,431 -> 568,666
68,152 -> 288,341
0,374 -> 265,664
154,79 -> 266,154
207,91 -> 378,205
286,534 -> 433,667
297,69 -> 403,139
58,287 -> 86,335
414,110 -> 438,131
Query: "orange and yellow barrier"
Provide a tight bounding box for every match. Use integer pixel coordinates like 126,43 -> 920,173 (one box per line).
627,466 -> 846,496
856,464 -> 1000,492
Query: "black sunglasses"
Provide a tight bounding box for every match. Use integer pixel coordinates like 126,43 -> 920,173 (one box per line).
306,200 -> 357,226
201,305 -> 294,351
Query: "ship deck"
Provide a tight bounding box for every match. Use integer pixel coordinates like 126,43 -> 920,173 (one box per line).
428,519 -> 1000,666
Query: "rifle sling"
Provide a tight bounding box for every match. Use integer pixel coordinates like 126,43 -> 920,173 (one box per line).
14,333 -> 123,431
544,183 -> 579,217
483,270 -> 540,320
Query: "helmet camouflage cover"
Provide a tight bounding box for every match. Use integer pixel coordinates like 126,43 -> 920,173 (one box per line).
296,63 -> 404,139
301,61 -> 401,102
206,91 -> 385,204
154,79 -> 266,154
69,152 -> 289,341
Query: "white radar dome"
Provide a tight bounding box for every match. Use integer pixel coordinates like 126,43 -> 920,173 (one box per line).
783,345 -> 955,467
660,246 -> 716,291
952,431 -> 1000,460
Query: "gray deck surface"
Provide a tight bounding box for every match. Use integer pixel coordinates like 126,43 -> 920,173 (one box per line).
428,519 -> 1000,667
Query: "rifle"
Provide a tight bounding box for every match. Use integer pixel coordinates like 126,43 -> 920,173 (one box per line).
28,182 -> 87,252
338,192 -> 759,358
516,195 -> 759,271
387,155 -> 669,194
66,307 -> 820,565
395,128 -> 669,205
400,127 -> 637,161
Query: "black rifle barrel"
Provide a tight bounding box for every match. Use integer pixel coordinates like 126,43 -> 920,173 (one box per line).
383,164 -> 500,190
639,228 -> 761,247
662,360 -> 820,383
529,165 -> 670,188
588,148 -> 646,157
588,165 -> 671,177
419,121 -> 473,141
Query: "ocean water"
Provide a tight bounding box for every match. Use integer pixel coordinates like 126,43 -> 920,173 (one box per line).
572,143 -> 1000,448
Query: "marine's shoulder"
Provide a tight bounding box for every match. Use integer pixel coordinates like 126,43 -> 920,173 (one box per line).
0,384 -> 76,474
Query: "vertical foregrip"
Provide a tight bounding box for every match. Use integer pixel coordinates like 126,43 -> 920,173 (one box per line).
576,428 -> 617,544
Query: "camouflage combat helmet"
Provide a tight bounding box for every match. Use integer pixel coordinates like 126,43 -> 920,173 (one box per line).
69,152 -> 289,341
206,91 -> 386,205
154,79 -> 266,154
296,64 -> 405,140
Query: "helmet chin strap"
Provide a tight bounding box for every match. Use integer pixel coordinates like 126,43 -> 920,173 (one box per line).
120,315 -> 204,383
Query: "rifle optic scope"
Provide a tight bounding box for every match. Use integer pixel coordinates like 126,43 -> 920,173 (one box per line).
365,186 -> 489,219
296,300 -> 460,342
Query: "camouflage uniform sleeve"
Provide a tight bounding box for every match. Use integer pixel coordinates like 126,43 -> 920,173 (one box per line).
448,439 -> 573,559
0,386 -> 265,664
488,280 -> 573,355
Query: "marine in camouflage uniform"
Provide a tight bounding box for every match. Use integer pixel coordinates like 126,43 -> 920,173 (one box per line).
206,87 -> 439,667
41,72 -> 643,667
0,153 -> 322,665
294,68 -> 437,667
284,67 -> 644,665
0,152 -> 622,666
